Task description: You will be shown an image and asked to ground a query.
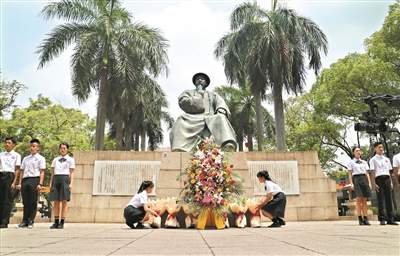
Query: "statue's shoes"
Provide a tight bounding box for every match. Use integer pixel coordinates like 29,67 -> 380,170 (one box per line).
224,143 -> 235,150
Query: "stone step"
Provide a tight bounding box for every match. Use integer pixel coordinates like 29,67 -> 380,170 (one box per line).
339,215 -> 378,221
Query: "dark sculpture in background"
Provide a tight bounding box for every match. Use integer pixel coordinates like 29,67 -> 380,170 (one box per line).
169,72 -> 237,152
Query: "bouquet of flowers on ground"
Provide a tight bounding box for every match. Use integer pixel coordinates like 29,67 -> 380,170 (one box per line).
178,136 -> 244,222
230,198 -> 248,228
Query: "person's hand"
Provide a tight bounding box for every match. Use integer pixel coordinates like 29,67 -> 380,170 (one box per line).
351,184 -> 354,191
153,210 -> 159,217
375,183 -> 380,192
16,184 -> 21,191
255,203 -> 261,210
369,184 -> 372,190
391,183 -> 393,190
69,184 -> 73,192
10,182 -> 15,190
37,184 -> 42,191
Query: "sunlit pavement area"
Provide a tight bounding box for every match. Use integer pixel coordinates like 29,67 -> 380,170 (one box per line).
1,221 -> 399,256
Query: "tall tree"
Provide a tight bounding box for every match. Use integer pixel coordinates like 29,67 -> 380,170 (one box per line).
215,0 -> 328,151
36,0 -> 169,150
0,72 -> 27,116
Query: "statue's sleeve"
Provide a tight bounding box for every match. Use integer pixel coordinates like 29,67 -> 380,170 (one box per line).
214,93 -> 231,119
178,90 -> 205,114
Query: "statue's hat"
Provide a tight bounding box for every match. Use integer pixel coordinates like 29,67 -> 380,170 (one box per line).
192,72 -> 210,87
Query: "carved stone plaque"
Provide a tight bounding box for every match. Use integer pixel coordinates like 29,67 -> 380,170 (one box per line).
93,161 -> 161,196
247,161 -> 300,195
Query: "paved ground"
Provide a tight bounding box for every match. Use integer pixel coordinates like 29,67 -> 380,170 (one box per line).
0,221 -> 399,256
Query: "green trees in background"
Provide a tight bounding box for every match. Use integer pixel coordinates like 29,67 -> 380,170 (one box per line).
215,0 -> 328,151
285,0 -> 400,172
36,0 -> 169,151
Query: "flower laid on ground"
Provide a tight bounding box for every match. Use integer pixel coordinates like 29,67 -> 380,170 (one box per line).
178,136 -> 244,219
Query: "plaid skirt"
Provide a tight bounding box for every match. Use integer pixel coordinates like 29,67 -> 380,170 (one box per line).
353,174 -> 371,198
50,175 -> 71,201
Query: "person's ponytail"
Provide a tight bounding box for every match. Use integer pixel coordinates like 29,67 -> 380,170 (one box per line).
137,180 -> 154,194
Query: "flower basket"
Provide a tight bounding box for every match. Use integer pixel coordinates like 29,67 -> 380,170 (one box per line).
178,136 -> 244,229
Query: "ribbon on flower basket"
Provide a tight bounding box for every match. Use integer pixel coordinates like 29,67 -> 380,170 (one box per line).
222,212 -> 230,228
167,212 -> 178,221
237,211 -> 245,224
165,197 -> 181,228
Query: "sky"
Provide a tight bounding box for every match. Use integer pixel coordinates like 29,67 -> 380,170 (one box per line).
0,0 -> 396,151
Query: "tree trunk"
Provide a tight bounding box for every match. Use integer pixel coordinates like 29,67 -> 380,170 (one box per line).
94,66 -> 108,151
140,131 -> 146,151
254,93 -> 264,151
237,136 -> 243,152
115,113 -> 123,150
273,84 -> 286,151
125,115 -> 133,151
134,133 -> 140,151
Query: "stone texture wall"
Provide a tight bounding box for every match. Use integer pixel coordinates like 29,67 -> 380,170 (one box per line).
68,151 -> 338,223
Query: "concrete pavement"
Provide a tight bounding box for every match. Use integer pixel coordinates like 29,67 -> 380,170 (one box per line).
1,221 -> 399,255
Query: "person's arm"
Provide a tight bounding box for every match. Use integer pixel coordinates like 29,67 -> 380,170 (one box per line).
38,168 -> 45,191
18,168 -> 24,191
143,203 -> 158,217
371,170 -> 379,192
394,167 -> 400,190
365,170 -> 372,190
49,167 -> 55,188
69,168 -> 74,192
255,193 -> 273,210
11,165 -> 19,190
348,169 -> 354,190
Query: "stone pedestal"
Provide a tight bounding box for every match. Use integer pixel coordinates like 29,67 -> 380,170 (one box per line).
25,150 -> 339,223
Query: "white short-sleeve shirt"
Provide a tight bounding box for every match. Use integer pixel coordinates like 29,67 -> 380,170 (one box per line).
347,158 -> 369,175
369,154 -> 392,177
126,190 -> 148,208
51,155 -> 75,175
0,150 -> 21,173
264,180 -> 283,196
21,154 -> 46,178
393,153 -> 400,175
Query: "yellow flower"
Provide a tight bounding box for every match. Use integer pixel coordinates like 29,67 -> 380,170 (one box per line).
226,178 -> 230,182
224,201 -> 229,207
203,186 -> 208,191
218,188 -> 222,192
191,179 -> 196,184
190,173 -> 195,178
187,169 -> 191,174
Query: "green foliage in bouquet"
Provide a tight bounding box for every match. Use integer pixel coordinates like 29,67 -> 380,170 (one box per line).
177,136 -> 245,219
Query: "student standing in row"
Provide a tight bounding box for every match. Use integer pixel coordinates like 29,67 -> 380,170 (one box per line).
124,181 -> 159,229
255,170 -> 287,228
392,140 -> 400,191
16,139 -> 45,229
347,147 -> 372,225
369,141 -> 398,226
0,137 -> 21,228
49,142 -> 75,229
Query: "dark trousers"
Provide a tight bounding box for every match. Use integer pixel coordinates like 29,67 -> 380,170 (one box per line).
375,175 -> 393,221
21,177 -> 39,223
0,172 -> 15,225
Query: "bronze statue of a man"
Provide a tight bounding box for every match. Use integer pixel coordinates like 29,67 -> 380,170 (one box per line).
169,72 -> 237,152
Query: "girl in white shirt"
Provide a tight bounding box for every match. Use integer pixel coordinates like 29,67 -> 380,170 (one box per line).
124,181 -> 159,229
49,142 -> 75,229
255,170 -> 287,228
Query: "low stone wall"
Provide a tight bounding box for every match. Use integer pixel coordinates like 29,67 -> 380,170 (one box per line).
68,151 -> 338,223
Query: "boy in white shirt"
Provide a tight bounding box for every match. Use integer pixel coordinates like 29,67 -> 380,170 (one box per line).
370,141 -> 398,225
16,139 -> 45,229
0,137 -> 21,228
392,140 -> 400,191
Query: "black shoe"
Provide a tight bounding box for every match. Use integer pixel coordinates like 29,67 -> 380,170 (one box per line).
268,222 -> 281,228
277,217 -> 286,226
380,220 -> 386,225
15,222 -> 28,228
0,224 -> 7,228
50,223 -> 58,229
359,219 -> 365,226
363,217 -> 371,226
387,220 -> 398,225
57,223 -> 64,229
136,222 -> 149,229
28,221 -> 34,229
149,222 -> 159,229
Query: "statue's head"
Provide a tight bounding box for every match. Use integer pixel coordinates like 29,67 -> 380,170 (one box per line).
192,72 -> 210,88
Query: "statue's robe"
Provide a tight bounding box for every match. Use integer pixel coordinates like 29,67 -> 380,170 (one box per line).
169,89 -> 237,152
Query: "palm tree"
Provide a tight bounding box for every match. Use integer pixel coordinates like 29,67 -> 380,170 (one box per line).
36,0 -> 169,150
215,0 -> 328,151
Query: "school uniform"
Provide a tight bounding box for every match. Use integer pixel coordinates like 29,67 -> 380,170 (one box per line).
20,153 -> 46,225
261,180 -> 286,218
0,150 -> 21,227
124,190 -> 148,229
393,153 -> 400,184
369,154 -> 394,222
50,155 -> 75,202
347,158 -> 371,198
